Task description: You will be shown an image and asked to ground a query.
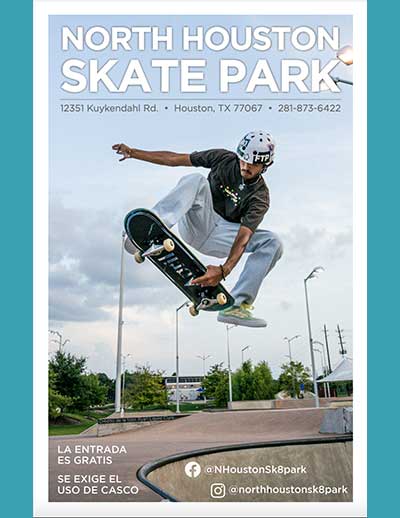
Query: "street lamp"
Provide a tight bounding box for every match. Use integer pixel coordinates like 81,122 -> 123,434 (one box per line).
334,46 -> 353,84
334,44 -> 353,86
313,340 -> 331,398
312,347 -> 324,377
313,340 -> 328,375
226,325 -> 236,404
337,45 -> 353,66
49,330 -> 70,352
241,346 -> 250,365
304,266 -> 324,408
284,335 -> 301,398
176,301 -> 190,413
196,354 -> 212,377
320,45 -> 354,91
332,77 -> 353,86
313,347 -> 328,399
114,230 -> 126,413
284,335 -> 300,362
196,354 -> 212,404
319,75 -> 353,91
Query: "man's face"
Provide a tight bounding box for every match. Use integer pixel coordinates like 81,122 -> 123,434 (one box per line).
239,160 -> 264,181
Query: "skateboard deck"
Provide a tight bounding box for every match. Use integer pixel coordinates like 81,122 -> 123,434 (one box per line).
124,208 -> 234,315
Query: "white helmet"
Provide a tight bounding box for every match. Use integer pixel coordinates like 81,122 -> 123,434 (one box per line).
236,130 -> 276,169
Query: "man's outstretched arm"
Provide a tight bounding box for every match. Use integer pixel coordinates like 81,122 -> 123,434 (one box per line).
112,143 -> 192,167
192,226 -> 253,287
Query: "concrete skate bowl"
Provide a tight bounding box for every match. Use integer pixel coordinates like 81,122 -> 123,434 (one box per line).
138,436 -> 352,502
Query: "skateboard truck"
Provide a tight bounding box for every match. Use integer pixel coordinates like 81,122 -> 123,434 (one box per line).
188,292 -> 228,317
142,243 -> 166,258
134,238 -> 175,263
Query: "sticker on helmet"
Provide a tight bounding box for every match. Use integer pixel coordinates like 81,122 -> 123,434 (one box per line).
253,151 -> 272,164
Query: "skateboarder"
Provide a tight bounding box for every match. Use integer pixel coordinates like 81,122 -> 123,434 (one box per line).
112,131 -> 283,328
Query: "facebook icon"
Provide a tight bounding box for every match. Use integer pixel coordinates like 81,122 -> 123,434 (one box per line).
184,461 -> 202,478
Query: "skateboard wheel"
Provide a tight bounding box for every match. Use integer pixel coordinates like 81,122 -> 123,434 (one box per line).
134,251 -> 145,264
217,293 -> 227,305
163,238 -> 175,252
189,305 -> 199,317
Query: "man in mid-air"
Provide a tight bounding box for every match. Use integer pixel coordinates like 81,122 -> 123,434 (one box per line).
113,131 -> 283,328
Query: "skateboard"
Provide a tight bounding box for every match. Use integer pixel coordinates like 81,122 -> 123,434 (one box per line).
124,208 -> 234,316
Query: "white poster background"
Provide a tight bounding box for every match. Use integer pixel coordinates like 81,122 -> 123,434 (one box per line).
34,1 -> 367,516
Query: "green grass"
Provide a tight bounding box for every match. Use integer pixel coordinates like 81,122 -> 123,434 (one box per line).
49,410 -> 113,436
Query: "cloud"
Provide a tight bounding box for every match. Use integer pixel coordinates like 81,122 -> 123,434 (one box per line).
49,199 -> 353,327
49,201 -> 180,323
49,290 -> 111,322
279,225 -> 352,262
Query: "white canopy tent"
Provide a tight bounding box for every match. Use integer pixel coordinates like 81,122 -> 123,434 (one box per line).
317,357 -> 353,383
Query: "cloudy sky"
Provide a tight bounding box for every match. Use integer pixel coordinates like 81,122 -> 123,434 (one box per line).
48,15 -> 353,379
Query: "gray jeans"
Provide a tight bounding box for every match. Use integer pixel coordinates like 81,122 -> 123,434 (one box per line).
153,173 -> 283,306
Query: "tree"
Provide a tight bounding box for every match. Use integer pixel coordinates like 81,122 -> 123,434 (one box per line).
233,360 -> 254,400
232,360 -> 276,401
49,350 -> 86,400
253,361 -> 276,400
214,377 -> 229,407
49,350 -> 107,411
78,374 -> 108,410
202,363 -> 229,407
97,372 -> 115,403
279,361 -> 312,398
48,370 -> 73,419
125,365 -> 167,410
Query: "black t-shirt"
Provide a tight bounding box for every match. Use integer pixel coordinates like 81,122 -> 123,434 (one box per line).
190,148 -> 270,232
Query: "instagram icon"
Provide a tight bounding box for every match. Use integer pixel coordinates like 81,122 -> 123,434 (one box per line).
210,483 -> 226,499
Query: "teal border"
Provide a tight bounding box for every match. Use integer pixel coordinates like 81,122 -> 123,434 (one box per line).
2,0 -> 391,516
2,0 -> 33,516
368,1 -> 395,517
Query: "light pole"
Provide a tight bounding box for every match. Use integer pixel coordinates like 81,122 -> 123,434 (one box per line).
49,330 -> 69,352
313,347 -> 324,377
337,45 -> 353,66
114,230 -> 126,413
196,354 -> 212,377
332,76 -> 353,86
323,325 -> 333,373
241,346 -> 250,365
313,347 -> 328,399
333,46 -> 354,85
314,340 -> 331,398
313,340 -> 328,375
226,325 -> 236,404
284,335 -> 301,398
320,45 -> 353,91
320,75 -> 353,92
176,301 -> 189,413
121,353 -> 132,416
304,266 -> 324,408
196,354 -> 211,404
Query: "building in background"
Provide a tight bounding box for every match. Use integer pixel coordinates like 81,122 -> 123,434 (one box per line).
164,376 -> 204,402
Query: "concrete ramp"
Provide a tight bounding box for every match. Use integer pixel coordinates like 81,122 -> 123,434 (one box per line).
139,436 -> 352,502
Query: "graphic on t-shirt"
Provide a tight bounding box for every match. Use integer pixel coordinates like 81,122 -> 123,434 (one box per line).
220,184 -> 240,206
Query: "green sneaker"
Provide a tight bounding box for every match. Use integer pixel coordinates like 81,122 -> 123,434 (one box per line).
217,303 -> 267,328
